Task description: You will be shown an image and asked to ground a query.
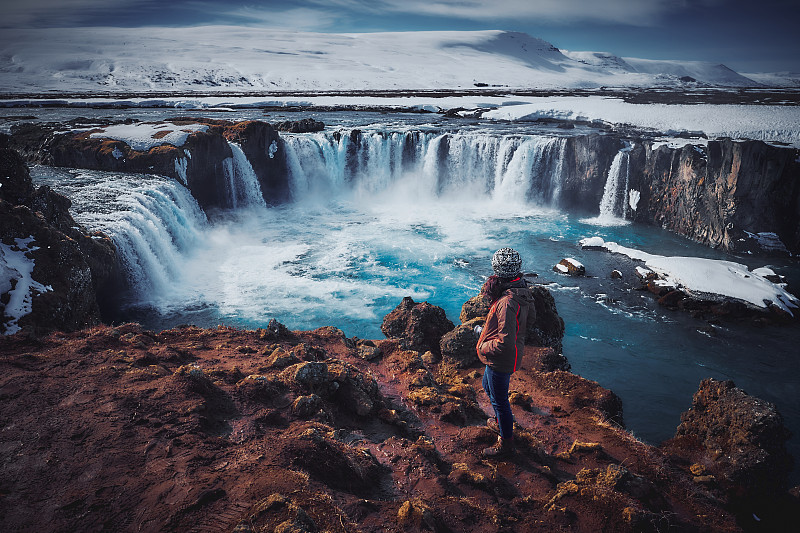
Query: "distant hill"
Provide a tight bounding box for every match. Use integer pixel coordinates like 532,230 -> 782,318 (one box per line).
0,27 -> 782,93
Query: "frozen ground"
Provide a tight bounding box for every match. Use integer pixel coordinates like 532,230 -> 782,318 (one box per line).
481,96 -> 800,146
5,93 -> 797,147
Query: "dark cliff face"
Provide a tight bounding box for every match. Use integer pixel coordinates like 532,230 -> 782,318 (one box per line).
628,139 -> 800,254
222,120 -> 290,204
0,147 -> 121,335
559,134 -> 623,213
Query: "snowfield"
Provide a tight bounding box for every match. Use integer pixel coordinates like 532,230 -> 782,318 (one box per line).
89,122 -> 208,151
0,27 -> 775,94
482,97 -> 800,146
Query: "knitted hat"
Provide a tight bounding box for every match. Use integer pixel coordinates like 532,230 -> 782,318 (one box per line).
491,248 -> 522,278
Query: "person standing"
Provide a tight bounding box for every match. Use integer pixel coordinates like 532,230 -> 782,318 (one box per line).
476,247 -> 534,458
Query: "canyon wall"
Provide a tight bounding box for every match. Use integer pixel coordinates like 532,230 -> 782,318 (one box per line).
627,139 -> 800,255
6,119 -> 800,254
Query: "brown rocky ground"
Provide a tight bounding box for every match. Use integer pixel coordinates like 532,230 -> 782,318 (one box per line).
4,318 -> 781,533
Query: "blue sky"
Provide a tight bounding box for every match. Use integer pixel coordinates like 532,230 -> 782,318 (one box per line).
3,0 -> 798,72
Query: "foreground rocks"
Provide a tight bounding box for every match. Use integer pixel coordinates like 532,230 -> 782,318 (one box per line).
0,321 -> 758,533
0,147 -> 120,335
2,290 -> 795,531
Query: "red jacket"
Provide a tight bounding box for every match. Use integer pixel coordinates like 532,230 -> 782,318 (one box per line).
476,279 -> 534,373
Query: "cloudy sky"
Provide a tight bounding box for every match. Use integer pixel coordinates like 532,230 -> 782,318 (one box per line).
2,0 -> 798,73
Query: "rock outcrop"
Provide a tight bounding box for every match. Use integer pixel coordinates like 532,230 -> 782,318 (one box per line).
380,296 -> 454,354
559,134 -> 624,212
664,378 -> 796,528
460,285 -> 566,355
6,118 -> 292,211
0,146 -> 120,335
674,379 -> 792,495
0,319 -> 757,532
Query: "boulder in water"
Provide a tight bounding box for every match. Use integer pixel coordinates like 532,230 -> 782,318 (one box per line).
554,258 -> 586,276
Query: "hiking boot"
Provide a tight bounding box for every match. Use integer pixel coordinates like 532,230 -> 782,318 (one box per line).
482,436 -> 514,459
486,417 -> 500,434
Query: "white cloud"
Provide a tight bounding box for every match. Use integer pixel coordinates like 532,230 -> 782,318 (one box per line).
309,0 -> 724,26
224,7 -> 341,31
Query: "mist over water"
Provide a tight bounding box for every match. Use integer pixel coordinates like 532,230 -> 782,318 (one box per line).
29,117 -> 800,483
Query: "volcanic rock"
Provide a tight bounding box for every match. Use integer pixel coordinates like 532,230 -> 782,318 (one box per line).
381,296 -> 454,354
222,119 -> 289,203
0,323 -> 755,532
9,118 -> 291,211
526,285 -> 566,354
554,258 -> 586,276
459,294 -> 490,323
273,118 -> 325,133
439,321 -> 480,368
627,139 -> 800,255
673,378 -> 792,500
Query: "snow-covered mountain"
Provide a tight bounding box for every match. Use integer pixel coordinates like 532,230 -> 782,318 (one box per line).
0,27 -> 769,93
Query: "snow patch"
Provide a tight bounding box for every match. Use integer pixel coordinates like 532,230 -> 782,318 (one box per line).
580,236 -> 605,248
268,140 -> 278,159
1,236 -> 53,335
174,157 -> 188,185
89,122 -> 207,151
628,189 -> 641,211
483,97 -> 800,147
111,146 -> 124,159
599,240 -> 798,315
744,231 -> 789,254
752,267 -> 776,278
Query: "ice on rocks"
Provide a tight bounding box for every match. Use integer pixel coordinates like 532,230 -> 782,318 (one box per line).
580,237 -> 605,249
89,122 -> 208,151
1,237 -> 53,335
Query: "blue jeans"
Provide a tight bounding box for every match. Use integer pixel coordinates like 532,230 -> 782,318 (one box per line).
482,365 -> 513,439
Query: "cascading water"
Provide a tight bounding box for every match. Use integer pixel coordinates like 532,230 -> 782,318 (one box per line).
30,167 -> 207,307
223,142 -> 268,208
584,143 -> 633,226
281,130 -> 567,204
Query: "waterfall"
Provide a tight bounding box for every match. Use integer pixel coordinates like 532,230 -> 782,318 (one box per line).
224,142 -> 268,209
281,130 -> 568,205
31,167 -> 208,306
590,143 -> 633,226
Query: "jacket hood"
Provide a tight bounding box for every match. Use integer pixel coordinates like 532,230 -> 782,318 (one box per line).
502,278 -> 534,305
